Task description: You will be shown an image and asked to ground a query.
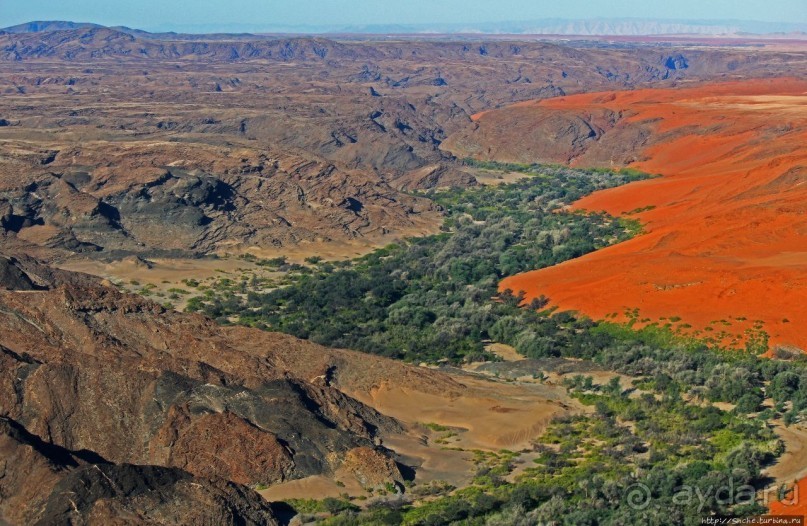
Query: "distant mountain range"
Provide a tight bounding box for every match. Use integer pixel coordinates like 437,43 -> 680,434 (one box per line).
0,21 -> 258,41
2,18 -> 805,37
2,21 -> 102,33
311,18 -> 807,36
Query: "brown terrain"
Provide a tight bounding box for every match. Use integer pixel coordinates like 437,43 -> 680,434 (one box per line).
0,253 -> 580,523
2,22 -> 807,523
2,26 -> 805,264
445,77 -> 807,350
0,255 -> 399,523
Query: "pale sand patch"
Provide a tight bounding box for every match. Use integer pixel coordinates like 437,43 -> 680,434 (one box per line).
258,474 -> 365,502
13,224 -> 60,246
59,256 -> 280,310
712,401 -> 736,412
237,221 -> 442,263
464,167 -> 534,186
485,342 -> 524,362
351,374 -> 576,451
239,240 -> 379,263
382,432 -> 475,489
765,423 -> 807,486
60,255 -> 256,283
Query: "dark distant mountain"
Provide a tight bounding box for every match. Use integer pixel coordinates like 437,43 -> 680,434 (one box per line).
0,20 -> 262,41
1,20 -> 104,33
0,26 -> 364,62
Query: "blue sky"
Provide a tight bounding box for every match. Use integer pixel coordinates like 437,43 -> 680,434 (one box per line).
1,0 -> 805,31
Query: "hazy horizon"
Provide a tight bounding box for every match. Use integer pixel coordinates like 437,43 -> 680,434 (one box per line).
2,0 -> 805,34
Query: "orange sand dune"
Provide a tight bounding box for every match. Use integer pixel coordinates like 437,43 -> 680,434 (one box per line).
498,78 -> 807,350
769,477 -> 807,517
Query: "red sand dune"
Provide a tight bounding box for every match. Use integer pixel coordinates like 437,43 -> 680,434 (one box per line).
497,78 -> 807,350
769,478 -> 807,517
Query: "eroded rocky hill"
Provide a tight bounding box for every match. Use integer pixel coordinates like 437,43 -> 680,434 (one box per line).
0,254 -> 468,523
0,141 -> 438,256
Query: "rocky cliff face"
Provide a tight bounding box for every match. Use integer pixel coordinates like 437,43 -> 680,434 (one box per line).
0,255 -> 466,523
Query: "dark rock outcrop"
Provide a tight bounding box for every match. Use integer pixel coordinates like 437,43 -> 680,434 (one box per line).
0,415 -> 279,525
0,256 -> 38,290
